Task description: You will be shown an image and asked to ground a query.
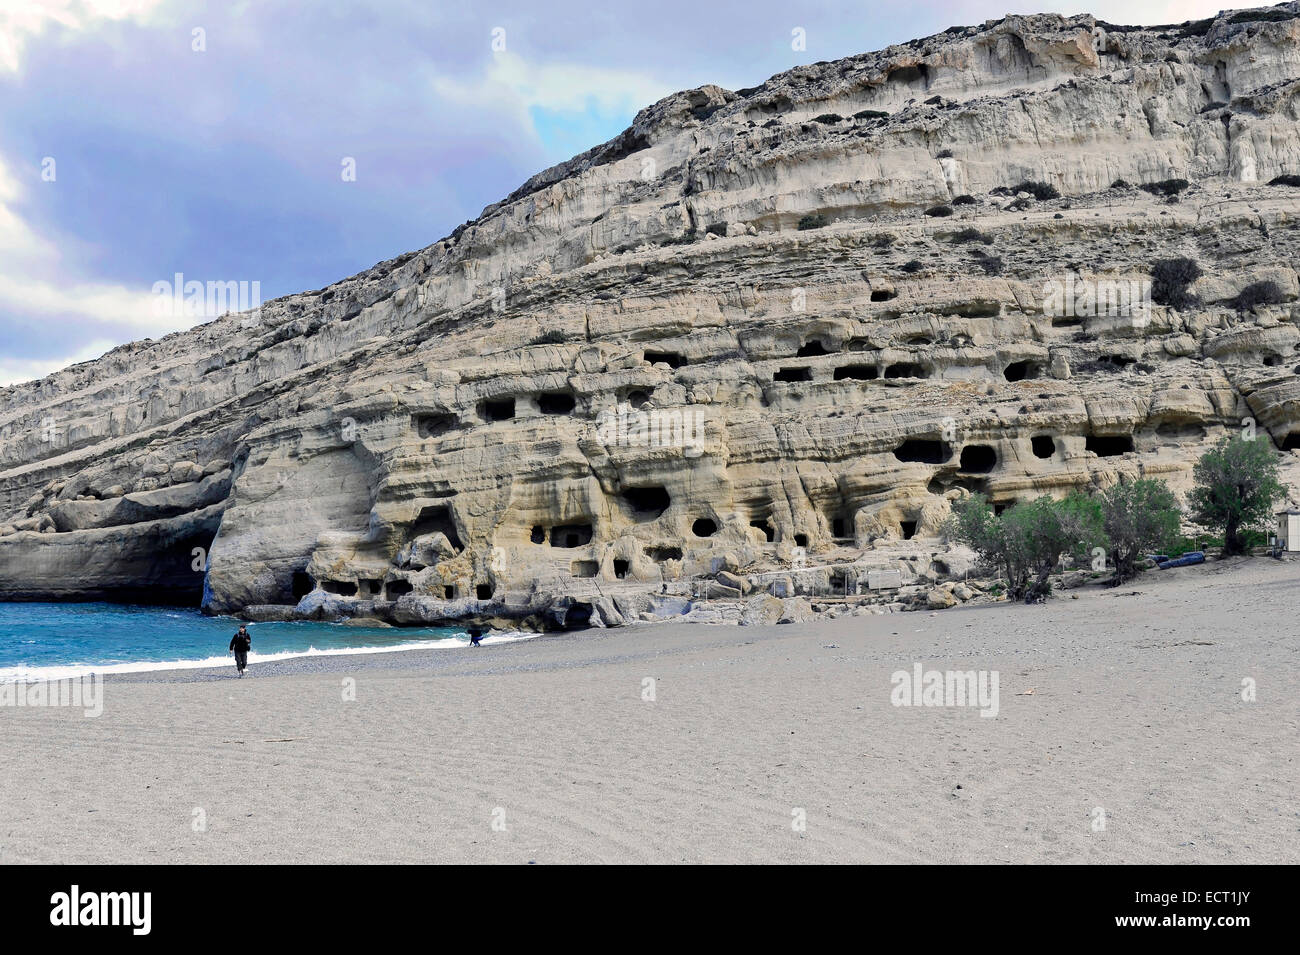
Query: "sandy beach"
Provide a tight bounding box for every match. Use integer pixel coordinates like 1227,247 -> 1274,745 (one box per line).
2,557 -> 1297,865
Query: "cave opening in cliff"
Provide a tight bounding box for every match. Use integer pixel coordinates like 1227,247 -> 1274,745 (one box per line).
620,486 -> 671,520
831,514 -> 854,540
385,579 -> 413,599
291,571 -> 314,600
774,366 -> 812,382
1003,360 -> 1042,382
322,580 -> 358,596
894,439 -> 950,464
531,525 -> 545,544
899,521 -> 917,540
481,397 -> 516,421
646,545 -> 683,562
692,518 -> 718,538
1264,354 -> 1283,367
796,340 -> 832,357
476,583 -> 494,600
1051,314 -> 1083,328
551,523 -> 594,547
571,560 -> 598,578
884,362 -> 928,379
564,602 -> 595,629
412,412 -> 456,439
794,533 -> 808,548
644,350 -> 686,368
870,289 -> 897,302
614,559 -> 630,579
1086,434 -> 1134,457
834,364 -> 878,380
750,519 -> 775,542
360,579 -> 382,597
1031,435 -> 1056,458
886,63 -> 930,88
625,388 -> 653,408
538,391 -> 577,414
1282,432 -> 1300,451
412,505 -> 463,551
444,585 -> 457,599
993,503 -> 1008,516
959,445 -> 997,473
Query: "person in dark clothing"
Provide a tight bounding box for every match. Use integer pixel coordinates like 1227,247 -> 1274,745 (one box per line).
467,626 -> 484,648
229,625 -> 252,676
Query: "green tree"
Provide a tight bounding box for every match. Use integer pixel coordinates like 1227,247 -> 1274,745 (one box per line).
946,492 -> 1106,600
1189,436 -> 1286,555
1099,478 -> 1182,583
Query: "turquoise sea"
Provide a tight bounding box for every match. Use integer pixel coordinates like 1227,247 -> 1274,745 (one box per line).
0,603 -> 526,681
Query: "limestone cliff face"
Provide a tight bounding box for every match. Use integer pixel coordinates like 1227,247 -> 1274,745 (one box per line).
4,7 -> 1300,626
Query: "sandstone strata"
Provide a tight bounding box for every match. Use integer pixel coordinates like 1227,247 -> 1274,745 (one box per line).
4,7 -> 1300,627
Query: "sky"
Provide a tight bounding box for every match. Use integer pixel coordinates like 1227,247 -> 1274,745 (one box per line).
0,0 -> 1229,385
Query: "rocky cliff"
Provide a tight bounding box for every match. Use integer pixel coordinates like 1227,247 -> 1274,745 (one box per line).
4,6 -> 1300,627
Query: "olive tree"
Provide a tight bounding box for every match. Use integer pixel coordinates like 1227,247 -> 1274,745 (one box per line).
1098,478 -> 1182,583
1189,436 -> 1286,554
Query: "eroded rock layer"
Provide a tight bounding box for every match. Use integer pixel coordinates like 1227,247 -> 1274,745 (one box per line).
4,7 -> 1300,626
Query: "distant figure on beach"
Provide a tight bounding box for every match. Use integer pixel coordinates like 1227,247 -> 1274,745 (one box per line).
229,624 -> 252,676
468,626 -> 484,648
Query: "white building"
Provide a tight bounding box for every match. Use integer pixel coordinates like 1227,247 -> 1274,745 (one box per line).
1275,509 -> 1300,551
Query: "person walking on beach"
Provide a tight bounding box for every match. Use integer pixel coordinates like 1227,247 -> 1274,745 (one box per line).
468,626 -> 484,648
229,624 -> 252,677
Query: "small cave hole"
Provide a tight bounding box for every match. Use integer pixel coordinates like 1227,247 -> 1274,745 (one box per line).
774,366 -> 813,382
894,439 -> 950,464
538,391 -> 576,414
385,579 -> 414,599
644,350 -> 686,368
959,445 -> 997,473
1086,434 -> 1134,457
1031,435 -> 1056,458
692,518 -> 718,538
550,524 -> 594,548
620,486 -> 671,520
884,362 -> 928,379
480,397 -> 516,421
291,571 -> 314,600
834,364 -> 878,381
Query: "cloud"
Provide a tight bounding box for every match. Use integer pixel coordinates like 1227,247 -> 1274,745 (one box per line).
0,0 -> 166,73
0,337 -> 118,388
432,50 -> 672,147
0,152 -> 195,385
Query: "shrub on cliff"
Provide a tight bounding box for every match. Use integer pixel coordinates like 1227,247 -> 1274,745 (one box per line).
1098,479 -> 1182,584
924,205 -> 953,217
900,260 -> 923,273
1139,178 -> 1190,198
1268,174 -> 1300,187
853,109 -> 889,120
946,493 -> 1105,601
1189,436 -> 1286,555
950,227 -> 992,244
797,213 -> 828,230
1011,181 -> 1060,201
952,194 -> 977,205
1231,280 -> 1286,312
1150,257 -> 1202,309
